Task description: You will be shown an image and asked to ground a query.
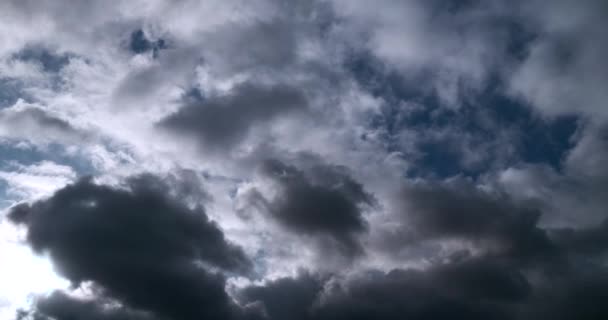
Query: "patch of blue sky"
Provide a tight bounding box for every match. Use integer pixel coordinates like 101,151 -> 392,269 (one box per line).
0,141 -> 99,206
1,46 -> 74,112
9,46 -> 75,94
0,78 -> 31,109
12,46 -> 72,74
347,51 -> 578,180
0,141 -> 96,176
0,179 -> 10,208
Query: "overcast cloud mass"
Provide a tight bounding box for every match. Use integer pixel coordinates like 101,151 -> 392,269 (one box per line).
0,1 -> 607,319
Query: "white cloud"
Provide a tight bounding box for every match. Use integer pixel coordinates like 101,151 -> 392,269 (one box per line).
0,161 -> 76,201
509,0 -> 608,121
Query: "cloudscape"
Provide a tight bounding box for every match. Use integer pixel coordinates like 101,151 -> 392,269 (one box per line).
1,1 -> 607,319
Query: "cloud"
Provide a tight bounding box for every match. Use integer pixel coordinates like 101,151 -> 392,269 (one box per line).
395,180 -> 556,262
550,218 -> 608,258
8,174 -> 251,320
509,0 -> 608,121
237,258 -> 528,320
331,0 -> 521,108
201,19 -> 298,75
309,263 -> 522,320
0,160 -> 76,200
238,221 -> 608,320
160,83 -> 308,151
1,1 -> 608,319
237,271 -> 323,320
248,158 -> 376,258
19,290 -> 163,320
12,46 -> 72,73
495,122 -> 608,230
0,102 -> 89,145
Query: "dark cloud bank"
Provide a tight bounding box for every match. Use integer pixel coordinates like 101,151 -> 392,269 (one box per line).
10,173 -> 608,320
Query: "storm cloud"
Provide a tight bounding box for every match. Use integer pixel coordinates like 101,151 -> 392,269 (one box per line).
8,175 -> 250,320
250,158 -> 376,258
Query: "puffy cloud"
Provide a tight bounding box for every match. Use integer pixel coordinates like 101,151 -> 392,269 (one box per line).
331,0 -> 522,108
509,0 -> 608,121
160,84 -> 308,152
8,174 -> 250,320
396,180 -> 555,260
245,158 -> 376,259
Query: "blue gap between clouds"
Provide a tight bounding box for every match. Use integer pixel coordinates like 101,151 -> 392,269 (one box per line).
0,142 -> 98,202
346,51 -> 578,179
13,46 -> 72,73
129,29 -> 167,58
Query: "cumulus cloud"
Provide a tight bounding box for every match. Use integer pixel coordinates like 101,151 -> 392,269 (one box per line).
250,158 -> 376,258
8,175 -> 250,320
395,180 -> 554,260
160,83 -> 308,152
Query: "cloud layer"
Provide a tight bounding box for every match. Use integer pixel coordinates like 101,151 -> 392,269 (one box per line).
1,0 -> 607,319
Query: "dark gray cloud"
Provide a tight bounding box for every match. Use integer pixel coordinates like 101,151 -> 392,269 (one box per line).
245,208 -> 608,320
232,162 -> 608,319
361,180 -> 570,279
160,83 -> 307,151
8,174 -> 250,320
239,234 -> 608,320
398,181 -> 555,260
252,158 -> 375,257
518,268 -> 608,320
17,291 -> 164,320
238,271 -> 323,320
311,263 -> 521,320
238,257 -> 529,320
549,218 -> 608,258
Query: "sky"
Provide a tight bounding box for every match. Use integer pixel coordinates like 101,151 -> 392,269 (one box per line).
0,0 -> 607,319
